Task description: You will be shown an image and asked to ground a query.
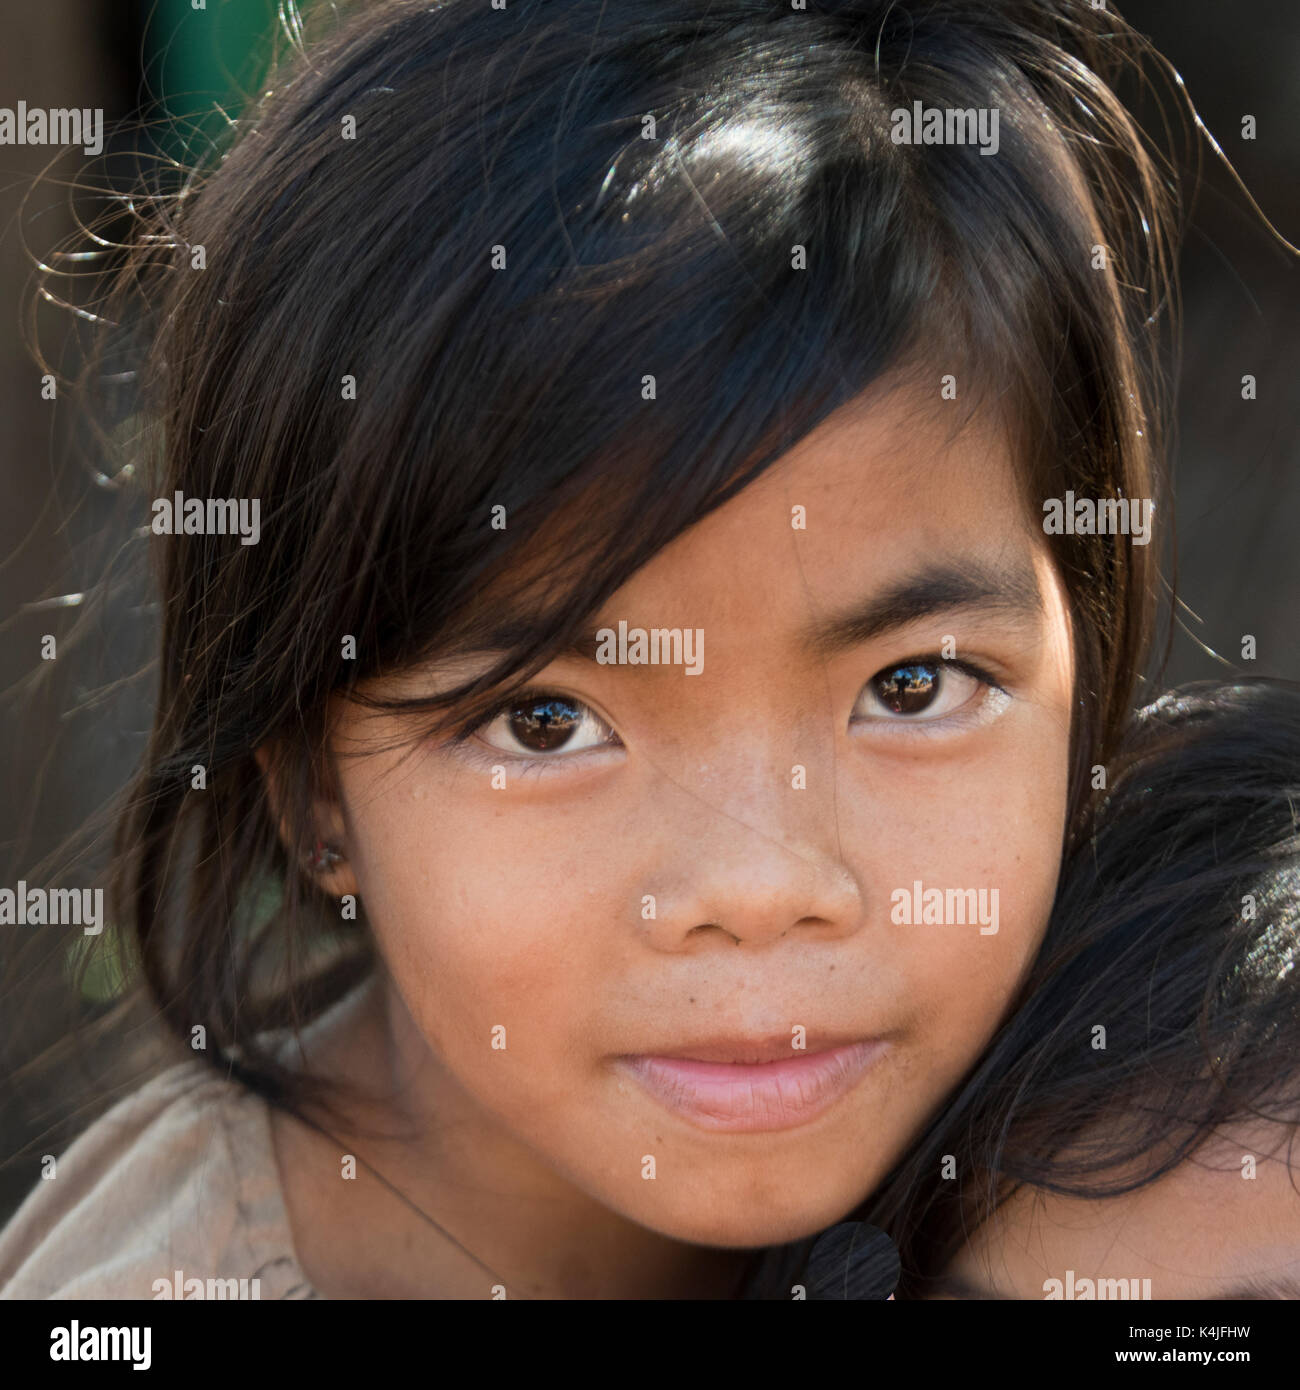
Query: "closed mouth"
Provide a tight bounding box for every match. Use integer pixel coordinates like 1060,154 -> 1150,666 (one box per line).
615,1038 -> 887,1133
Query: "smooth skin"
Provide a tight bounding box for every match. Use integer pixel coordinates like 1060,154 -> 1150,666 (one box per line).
263,378 -> 1077,1298
934,1123 -> 1300,1300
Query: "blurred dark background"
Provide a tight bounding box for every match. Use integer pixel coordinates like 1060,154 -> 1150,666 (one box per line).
0,1 -> 1296,1223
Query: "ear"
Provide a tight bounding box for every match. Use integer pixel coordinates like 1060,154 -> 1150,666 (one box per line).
253,741 -> 359,900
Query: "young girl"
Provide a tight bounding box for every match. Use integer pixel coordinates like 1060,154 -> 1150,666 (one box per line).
1,0 -> 1183,1299
867,678 -> 1300,1300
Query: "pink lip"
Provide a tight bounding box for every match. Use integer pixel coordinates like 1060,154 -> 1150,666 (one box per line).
616,1040 -> 886,1133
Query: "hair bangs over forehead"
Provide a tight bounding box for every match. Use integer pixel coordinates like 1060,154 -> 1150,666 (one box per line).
211,1 -> 1168,769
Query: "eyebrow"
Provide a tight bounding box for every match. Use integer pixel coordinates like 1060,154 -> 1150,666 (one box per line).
464,557 -> 1045,670
547,556 -> 1045,664
929,1272 -> 1300,1301
800,558 -> 1043,660
1218,1276 -> 1300,1300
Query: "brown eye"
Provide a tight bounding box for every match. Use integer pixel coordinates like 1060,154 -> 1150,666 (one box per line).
872,663 -> 940,715
852,659 -> 997,727
474,692 -> 618,758
506,697 -> 584,751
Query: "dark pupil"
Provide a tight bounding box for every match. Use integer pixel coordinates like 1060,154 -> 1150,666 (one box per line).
874,663 -> 939,715
508,697 -> 581,751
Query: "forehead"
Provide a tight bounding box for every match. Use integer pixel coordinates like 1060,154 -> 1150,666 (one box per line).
954,1122 -> 1300,1297
615,380 -> 1041,608
428,375 -> 1055,687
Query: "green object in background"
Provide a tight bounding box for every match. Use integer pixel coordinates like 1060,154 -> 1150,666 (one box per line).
65,922 -> 136,1005
147,0 -> 287,167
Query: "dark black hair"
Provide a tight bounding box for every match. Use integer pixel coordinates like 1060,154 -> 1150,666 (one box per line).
862,677 -> 1300,1296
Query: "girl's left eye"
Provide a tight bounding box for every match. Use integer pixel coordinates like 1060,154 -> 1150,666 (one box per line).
852,659 -> 1001,725
472,693 -> 619,758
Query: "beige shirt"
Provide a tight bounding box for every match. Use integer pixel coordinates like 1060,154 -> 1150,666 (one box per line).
0,1060 -> 320,1299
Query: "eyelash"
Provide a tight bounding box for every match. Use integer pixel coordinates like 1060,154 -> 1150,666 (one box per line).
443,655 -> 1009,772
443,686 -> 620,777
851,657 -> 1009,736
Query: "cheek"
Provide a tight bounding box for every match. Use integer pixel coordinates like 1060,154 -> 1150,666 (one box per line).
848,712 -> 1069,1080
337,758 -> 615,1060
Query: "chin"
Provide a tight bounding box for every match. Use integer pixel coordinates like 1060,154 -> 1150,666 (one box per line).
627,1186 -> 871,1251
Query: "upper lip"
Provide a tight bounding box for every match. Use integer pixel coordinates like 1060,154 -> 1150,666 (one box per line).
625,1034 -> 875,1065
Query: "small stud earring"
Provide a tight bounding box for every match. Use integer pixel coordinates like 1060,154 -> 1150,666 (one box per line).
305,840 -> 344,873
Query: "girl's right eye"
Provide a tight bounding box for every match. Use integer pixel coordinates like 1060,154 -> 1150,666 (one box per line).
471,692 -> 620,758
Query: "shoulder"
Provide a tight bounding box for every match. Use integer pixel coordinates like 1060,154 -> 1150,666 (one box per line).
0,1059 -> 318,1300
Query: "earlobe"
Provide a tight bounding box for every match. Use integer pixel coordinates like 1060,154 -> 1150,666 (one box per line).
253,742 -> 360,899
305,841 -> 345,874
300,837 -> 358,899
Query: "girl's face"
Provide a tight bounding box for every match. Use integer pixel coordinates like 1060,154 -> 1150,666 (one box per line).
321,382 -> 1076,1248
934,1123 -> 1300,1299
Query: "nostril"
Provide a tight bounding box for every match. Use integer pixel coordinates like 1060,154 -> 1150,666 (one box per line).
690,922 -> 741,944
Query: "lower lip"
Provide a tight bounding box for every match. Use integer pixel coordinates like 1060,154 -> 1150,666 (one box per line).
616,1041 -> 886,1133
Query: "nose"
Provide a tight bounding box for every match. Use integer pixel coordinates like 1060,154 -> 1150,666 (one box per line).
636,758 -> 866,951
